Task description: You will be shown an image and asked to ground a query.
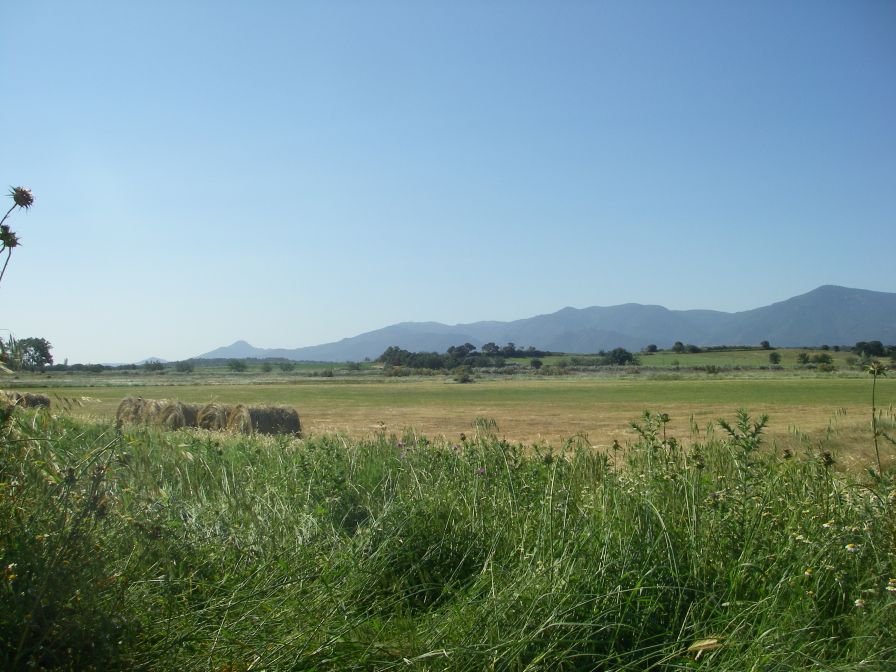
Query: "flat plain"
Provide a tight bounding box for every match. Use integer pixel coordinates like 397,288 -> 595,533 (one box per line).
6,363 -> 895,471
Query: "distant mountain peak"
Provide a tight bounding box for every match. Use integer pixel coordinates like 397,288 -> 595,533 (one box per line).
195,286 -> 896,362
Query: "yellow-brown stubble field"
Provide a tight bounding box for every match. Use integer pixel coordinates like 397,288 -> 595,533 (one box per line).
5,371 -> 894,471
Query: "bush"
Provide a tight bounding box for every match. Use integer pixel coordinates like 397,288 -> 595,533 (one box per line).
227,359 -> 247,372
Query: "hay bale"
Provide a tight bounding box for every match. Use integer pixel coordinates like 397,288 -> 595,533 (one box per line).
158,401 -> 199,430
113,397 -> 300,436
226,404 -> 253,434
196,403 -> 229,431
22,393 -> 50,408
116,397 -> 143,427
248,405 -> 301,436
137,398 -> 166,425
1,391 -> 23,406
117,397 -> 197,430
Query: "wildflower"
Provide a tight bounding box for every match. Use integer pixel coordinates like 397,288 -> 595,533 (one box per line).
9,186 -> 33,209
476,467 -> 486,476
886,578 -> 896,593
854,598 -> 866,609
845,543 -> 860,553
804,568 -> 813,577
822,520 -> 834,529
4,563 -> 16,581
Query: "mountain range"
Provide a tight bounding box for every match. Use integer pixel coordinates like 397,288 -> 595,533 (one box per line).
196,285 -> 896,363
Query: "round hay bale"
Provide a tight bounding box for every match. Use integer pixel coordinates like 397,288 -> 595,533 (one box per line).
226,405 -> 253,434
1,391 -> 23,406
158,401 -> 199,430
137,399 -> 165,425
22,393 -> 50,408
197,403 -> 228,431
248,406 -> 301,436
115,397 -> 146,427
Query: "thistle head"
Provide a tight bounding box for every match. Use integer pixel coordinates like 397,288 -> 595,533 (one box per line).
866,360 -> 888,377
0,225 -> 19,249
9,186 -> 34,209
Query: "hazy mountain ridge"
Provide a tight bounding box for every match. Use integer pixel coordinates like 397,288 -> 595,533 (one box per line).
196,286 -> 896,362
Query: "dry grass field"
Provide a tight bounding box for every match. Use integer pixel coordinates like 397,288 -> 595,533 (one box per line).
5,371 -> 894,471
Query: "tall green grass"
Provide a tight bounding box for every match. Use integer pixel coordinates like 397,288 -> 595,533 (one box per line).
2,403 -> 894,670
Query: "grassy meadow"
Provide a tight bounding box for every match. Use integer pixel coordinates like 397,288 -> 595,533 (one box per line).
2,353 -> 896,669
4,361 -> 895,471
1,402 -> 895,670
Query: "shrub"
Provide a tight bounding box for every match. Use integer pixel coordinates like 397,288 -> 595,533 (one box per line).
227,359 -> 247,372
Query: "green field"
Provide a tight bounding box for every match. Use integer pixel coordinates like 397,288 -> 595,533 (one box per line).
2,404 -> 894,670
4,367 -> 895,472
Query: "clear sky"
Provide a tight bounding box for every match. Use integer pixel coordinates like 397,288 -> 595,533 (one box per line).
2,1 -> 894,363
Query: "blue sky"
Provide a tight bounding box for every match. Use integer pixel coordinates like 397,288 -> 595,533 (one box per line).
2,1 -> 894,363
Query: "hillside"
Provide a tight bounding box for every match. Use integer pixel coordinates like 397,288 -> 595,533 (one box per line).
196,285 -> 896,362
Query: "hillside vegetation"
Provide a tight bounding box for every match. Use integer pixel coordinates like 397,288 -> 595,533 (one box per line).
1,403 -> 894,670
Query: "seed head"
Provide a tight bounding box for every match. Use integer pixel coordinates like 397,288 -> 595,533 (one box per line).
0,225 -> 18,249
865,360 -> 888,377
9,186 -> 34,209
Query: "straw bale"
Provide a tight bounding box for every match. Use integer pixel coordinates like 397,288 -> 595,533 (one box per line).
0,391 -> 48,408
226,404 -> 253,434
1,391 -> 23,405
158,401 -> 199,430
113,397 -> 300,436
197,403 -> 229,431
137,398 -> 166,425
115,397 -> 146,427
248,405 -> 301,436
22,393 -> 50,408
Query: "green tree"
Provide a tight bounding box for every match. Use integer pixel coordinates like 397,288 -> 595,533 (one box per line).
605,348 -> 637,366
10,337 -> 54,370
261,362 -> 273,373
174,360 -> 194,373
760,340 -> 771,350
143,359 -> 164,372
672,341 -> 685,354
227,359 -> 247,372
530,358 -> 543,370
768,351 -> 781,365
279,361 -> 296,372
854,341 -> 885,357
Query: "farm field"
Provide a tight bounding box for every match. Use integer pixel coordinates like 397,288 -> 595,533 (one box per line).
5,371 -> 895,471
2,402 -> 894,669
